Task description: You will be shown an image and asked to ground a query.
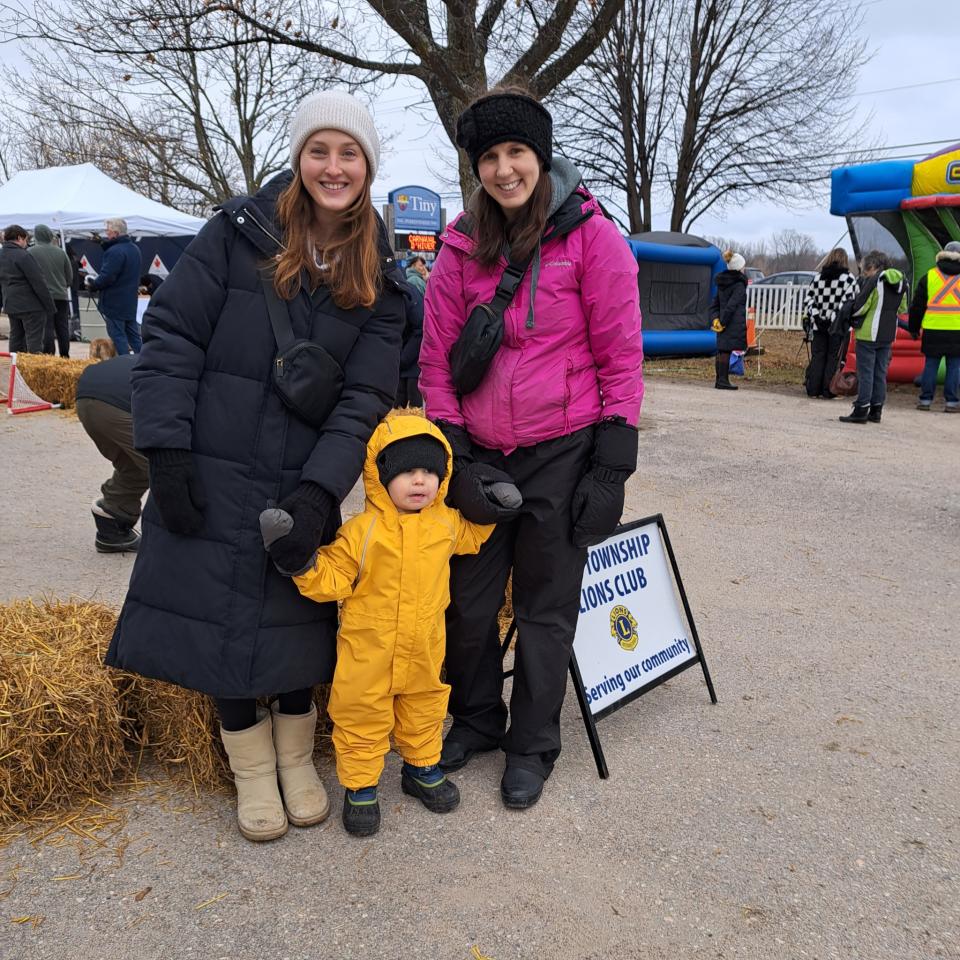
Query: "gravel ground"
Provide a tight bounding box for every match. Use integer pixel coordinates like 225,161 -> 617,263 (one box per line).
1,375 -> 958,960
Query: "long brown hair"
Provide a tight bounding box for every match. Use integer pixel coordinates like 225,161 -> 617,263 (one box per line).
273,168 -> 381,309
466,86 -> 553,266
818,247 -> 849,271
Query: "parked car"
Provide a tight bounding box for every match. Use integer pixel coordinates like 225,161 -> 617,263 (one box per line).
744,267 -> 764,283
753,271 -> 817,286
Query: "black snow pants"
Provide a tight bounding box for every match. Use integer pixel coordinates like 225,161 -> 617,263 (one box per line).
804,328 -> 844,397
445,426 -> 594,778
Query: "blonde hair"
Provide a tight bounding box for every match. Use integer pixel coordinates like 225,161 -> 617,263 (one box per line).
818,247 -> 849,271
89,338 -> 118,360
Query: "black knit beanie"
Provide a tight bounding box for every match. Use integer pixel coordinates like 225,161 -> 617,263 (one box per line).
376,435 -> 448,488
456,93 -> 553,176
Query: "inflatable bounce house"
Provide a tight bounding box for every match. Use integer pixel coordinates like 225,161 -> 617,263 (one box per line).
831,143 -> 960,382
627,232 -> 727,357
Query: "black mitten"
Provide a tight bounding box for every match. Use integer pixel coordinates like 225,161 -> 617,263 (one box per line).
447,462 -> 522,524
264,482 -> 335,576
433,419 -> 475,471
146,448 -> 206,536
571,418 -> 638,548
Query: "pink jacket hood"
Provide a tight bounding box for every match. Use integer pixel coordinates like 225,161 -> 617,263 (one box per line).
420,160 -> 643,453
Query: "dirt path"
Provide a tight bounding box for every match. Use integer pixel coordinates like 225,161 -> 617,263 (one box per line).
1,378 -> 957,960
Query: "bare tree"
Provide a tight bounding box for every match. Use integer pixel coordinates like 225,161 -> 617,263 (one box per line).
557,0 -> 870,233
554,0 -> 678,233
4,0 -> 625,201
3,0 -> 350,212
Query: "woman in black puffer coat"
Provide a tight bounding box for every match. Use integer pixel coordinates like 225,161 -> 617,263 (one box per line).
106,92 -> 404,843
710,250 -> 748,390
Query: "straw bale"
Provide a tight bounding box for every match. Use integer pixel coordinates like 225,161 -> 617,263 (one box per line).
16,355 -> 97,409
0,599 -> 129,823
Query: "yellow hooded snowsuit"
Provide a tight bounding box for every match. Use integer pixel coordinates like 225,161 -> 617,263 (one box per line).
294,416 -> 493,789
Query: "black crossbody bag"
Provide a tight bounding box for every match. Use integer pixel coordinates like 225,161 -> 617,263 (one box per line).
448,252 -> 532,395
261,270 -> 344,430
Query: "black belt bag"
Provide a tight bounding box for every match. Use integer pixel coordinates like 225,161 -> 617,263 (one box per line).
261,270 -> 344,430
449,253 -> 531,395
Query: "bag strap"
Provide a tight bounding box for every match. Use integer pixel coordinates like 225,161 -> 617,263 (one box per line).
259,267 -> 297,352
488,252 -> 534,316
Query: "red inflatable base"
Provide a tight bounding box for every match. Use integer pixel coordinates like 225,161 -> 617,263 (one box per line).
844,324 -> 922,383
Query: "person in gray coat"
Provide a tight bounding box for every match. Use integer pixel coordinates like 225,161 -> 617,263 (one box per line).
0,225 -> 55,352
28,224 -> 74,356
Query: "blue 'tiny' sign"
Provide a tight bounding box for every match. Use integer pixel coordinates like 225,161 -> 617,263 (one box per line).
390,185 -> 442,232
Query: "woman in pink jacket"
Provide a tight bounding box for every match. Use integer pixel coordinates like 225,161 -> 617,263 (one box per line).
420,88 -> 643,809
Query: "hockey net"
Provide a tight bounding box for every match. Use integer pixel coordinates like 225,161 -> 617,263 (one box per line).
0,352 -> 54,414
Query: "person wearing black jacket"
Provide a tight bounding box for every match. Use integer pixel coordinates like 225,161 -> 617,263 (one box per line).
710,250 -> 748,390
0,225 -> 55,352
908,241 -> 960,412
105,91 -> 405,843
76,354 -> 146,553
395,277 -> 424,406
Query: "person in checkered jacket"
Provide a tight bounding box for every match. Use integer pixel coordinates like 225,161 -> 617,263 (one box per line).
802,248 -> 859,398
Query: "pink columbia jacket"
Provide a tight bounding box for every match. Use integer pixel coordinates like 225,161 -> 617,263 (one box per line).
420,164 -> 643,454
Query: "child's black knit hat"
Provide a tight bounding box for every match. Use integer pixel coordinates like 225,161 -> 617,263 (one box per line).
376,435 -> 448,488
456,92 -> 553,176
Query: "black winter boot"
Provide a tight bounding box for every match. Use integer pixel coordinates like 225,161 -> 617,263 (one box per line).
867,404 -> 883,423
839,404 -> 869,424
342,787 -> 380,837
400,763 -> 460,813
714,352 -> 738,390
92,505 -> 140,553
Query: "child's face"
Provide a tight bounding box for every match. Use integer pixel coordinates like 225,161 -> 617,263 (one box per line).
386,468 -> 440,514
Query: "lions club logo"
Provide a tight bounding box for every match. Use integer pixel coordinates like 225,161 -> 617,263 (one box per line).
397,194 -> 409,211
610,605 -> 638,651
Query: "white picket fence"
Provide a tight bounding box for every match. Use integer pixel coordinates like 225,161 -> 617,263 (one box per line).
747,284 -> 808,331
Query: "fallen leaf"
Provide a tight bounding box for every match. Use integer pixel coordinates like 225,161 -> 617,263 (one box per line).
134,887 -> 152,902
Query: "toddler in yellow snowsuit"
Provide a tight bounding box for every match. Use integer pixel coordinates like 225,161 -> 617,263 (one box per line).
290,415 -> 500,837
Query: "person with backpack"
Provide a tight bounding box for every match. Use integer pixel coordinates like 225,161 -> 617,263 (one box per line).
105,91 -> 405,842
419,87 -> 643,810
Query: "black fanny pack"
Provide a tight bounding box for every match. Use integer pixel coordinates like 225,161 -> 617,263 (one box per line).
261,270 -> 344,429
449,253 -> 531,395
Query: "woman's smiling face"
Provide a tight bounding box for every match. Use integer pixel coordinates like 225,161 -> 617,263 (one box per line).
299,129 -> 368,220
476,141 -> 542,219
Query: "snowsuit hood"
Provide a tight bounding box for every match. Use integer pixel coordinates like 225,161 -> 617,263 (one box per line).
362,415 -> 453,519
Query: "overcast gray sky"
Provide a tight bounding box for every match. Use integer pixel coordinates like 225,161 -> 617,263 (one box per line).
370,0 -> 957,251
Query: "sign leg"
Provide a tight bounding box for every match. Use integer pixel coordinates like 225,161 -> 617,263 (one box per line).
568,654 -> 609,779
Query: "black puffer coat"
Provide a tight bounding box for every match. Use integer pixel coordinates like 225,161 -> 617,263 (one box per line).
711,270 -> 748,351
106,172 -> 405,698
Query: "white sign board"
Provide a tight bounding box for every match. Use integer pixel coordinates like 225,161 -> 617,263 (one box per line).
573,519 -> 697,717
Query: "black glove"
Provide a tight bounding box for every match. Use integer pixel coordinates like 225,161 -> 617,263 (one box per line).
146,448 -> 206,536
447,462 -> 523,524
264,481 -> 335,576
571,418 -> 638,548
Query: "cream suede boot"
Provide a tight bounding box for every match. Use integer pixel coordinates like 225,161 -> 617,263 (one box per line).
271,702 -> 330,827
220,710 -> 288,842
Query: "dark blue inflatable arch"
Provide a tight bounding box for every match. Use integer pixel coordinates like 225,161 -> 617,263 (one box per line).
629,231 -> 725,356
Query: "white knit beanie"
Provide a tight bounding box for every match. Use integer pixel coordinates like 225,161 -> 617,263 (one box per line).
289,91 -> 380,180
727,253 -> 746,272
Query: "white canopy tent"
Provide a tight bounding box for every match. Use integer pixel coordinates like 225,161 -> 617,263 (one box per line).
0,163 -> 207,237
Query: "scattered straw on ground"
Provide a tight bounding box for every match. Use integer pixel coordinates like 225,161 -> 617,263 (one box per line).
16,355 -> 97,409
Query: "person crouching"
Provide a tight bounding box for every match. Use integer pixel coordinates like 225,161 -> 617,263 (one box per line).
260,416 -> 520,836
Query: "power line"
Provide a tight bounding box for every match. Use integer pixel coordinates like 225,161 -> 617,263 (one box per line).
855,76 -> 960,97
